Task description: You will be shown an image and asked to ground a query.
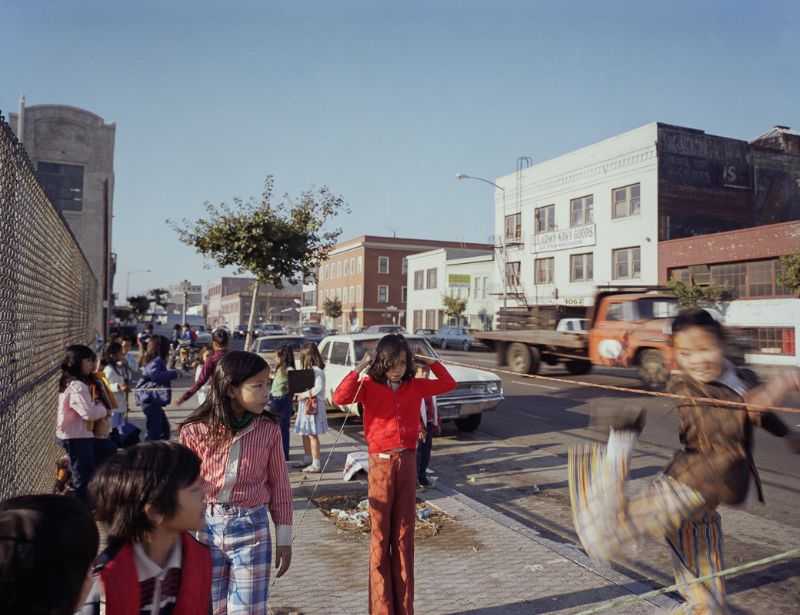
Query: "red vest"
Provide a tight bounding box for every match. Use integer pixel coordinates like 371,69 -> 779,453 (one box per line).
98,533 -> 211,615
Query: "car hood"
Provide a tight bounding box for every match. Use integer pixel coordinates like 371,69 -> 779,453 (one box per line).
439,362 -> 500,383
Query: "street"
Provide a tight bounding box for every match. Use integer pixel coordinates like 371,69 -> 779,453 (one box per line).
337,349 -> 800,615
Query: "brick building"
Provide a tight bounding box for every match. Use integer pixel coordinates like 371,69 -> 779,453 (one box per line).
207,276 -> 301,329
309,236 -> 493,331
659,220 -> 800,366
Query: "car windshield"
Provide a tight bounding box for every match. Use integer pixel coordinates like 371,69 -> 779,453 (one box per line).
636,298 -> 679,319
353,337 -> 438,362
257,337 -> 307,352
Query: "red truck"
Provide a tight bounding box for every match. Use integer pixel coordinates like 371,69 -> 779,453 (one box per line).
473,288 -> 690,388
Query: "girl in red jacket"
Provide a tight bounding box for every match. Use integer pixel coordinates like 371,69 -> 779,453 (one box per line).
333,334 -> 456,615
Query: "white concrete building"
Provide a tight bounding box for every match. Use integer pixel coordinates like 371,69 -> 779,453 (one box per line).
405,248 -> 495,331
493,123 -> 660,312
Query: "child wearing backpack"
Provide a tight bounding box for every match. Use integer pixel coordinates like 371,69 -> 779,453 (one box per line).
179,351 -> 292,614
79,441 -> 211,614
136,335 -> 178,441
332,334 -> 456,615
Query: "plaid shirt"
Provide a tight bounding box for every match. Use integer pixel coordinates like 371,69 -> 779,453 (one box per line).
664,367 -> 788,507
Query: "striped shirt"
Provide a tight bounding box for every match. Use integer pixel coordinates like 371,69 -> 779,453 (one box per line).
179,416 -> 293,543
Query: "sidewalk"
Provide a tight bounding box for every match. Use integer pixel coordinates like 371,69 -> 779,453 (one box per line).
132,385 -> 674,615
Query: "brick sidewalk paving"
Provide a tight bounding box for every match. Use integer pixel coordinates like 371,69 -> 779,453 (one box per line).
133,384 -> 674,615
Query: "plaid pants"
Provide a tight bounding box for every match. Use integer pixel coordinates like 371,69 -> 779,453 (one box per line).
197,504 -> 272,615
569,430 -> 727,614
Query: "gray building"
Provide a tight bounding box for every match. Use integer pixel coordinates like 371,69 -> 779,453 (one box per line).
9,101 -> 116,336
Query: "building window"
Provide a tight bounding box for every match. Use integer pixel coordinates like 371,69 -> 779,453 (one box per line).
350,257 -> 355,275
504,213 -> 522,242
473,277 -> 480,299
613,247 -> 641,279
402,257 -> 408,275
413,310 -> 423,331
506,261 -> 521,287
378,256 -> 390,274
612,183 -> 641,219
357,256 -> 363,273
534,205 -> 555,233
425,309 -> 437,329
482,276 -> 489,299
570,195 -> 593,227
356,285 -> 362,302
343,259 -> 349,276
672,258 -> 793,299
414,270 -> 424,290
401,286 -> 407,303
570,253 -> 594,282
36,162 -> 84,212
534,257 -> 555,284
337,261 -> 342,277
426,268 -> 437,289
349,286 -> 354,303
378,285 -> 389,303
748,327 -> 795,356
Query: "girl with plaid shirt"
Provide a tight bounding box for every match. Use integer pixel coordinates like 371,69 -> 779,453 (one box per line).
180,351 -> 292,615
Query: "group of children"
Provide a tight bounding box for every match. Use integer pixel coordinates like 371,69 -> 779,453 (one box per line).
3,313 -> 798,614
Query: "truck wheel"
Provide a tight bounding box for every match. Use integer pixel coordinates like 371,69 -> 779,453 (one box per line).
639,349 -> 668,390
507,343 -> 541,374
565,359 -> 592,375
441,339 -> 448,350
455,414 -> 482,431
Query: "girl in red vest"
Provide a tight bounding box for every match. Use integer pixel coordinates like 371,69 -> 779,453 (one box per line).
333,334 -> 456,615
79,441 -> 211,615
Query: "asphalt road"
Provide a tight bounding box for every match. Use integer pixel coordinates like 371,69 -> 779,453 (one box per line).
342,349 -> 800,615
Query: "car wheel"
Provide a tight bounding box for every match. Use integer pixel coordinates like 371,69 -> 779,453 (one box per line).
454,414 -> 482,431
440,339 -> 448,351
462,341 -> 471,352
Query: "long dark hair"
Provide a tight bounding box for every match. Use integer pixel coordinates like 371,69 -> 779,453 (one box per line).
299,343 -> 324,370
143,335 -> 171,364
58,344 -> 96,392
275,344 -> 295,373
181,351 -> 274,436
0,494 -> 99,615
90,441 -> 201,544
367,334 -> 414,384
100,341 -> 122,369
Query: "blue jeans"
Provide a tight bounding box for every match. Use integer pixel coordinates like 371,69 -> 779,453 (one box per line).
142,403 -> 171,440
416,421 -> 433,484
63,437 -> 117,507
269,393 -> 293,460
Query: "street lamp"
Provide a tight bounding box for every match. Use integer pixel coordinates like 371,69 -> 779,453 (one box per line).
125,269 -> 151,304
455,173 -> 508,309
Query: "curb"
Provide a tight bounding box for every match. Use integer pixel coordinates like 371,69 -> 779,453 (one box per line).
331,425 -> 678,612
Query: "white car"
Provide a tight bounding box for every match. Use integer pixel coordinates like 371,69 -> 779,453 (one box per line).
317,333 -> 504,431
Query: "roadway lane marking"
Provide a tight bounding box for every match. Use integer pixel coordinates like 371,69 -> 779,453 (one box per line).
511,380 -> 561,391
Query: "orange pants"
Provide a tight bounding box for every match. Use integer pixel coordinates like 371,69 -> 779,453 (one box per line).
368,449 -> 416,615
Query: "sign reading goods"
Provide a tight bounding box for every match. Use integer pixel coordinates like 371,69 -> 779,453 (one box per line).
532,224 -> 596,253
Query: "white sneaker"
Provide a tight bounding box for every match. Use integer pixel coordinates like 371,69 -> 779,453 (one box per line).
303,464 -> 321,473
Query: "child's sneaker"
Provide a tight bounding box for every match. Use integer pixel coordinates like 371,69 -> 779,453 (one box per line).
303,463 -> 321,473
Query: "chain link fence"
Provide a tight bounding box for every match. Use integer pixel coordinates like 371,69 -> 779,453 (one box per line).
0,110 -> 97,499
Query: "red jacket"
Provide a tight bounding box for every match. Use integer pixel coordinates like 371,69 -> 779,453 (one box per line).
333,361 -> 456,453
82,533 -> 211,615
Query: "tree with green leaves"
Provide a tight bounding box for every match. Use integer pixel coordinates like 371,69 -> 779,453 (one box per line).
148,288 -> 170,311
323,298 -> 343,330
171,176 -> 348,349
666,279 -> 733,309
778,250 -> 800,296
126,295 -> 151,321
443,294 -> 468,327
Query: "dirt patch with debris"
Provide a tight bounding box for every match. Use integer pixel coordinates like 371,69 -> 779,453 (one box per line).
312,494 -> 455,539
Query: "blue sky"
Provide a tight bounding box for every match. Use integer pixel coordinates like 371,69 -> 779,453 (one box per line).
3,0 -> 799,297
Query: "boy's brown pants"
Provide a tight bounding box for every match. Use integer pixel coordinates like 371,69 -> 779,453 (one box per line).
368,449 -> 417,615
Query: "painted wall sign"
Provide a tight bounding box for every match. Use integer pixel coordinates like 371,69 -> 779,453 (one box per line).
447,273 -> 471,287
532,224 -> 596,253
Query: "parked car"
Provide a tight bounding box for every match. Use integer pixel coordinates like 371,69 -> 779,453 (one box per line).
194,325 -> 212,346
298,323 -> 329,343
413,328 -> 437,345
364,325 -> 407,334
254,335 -> 310,370
232,324 -> 249,339
434,326 -> 476,351
255,323 -> 286,336
317,333 -> 503,431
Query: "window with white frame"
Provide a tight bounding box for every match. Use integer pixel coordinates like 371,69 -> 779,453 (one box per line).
357,255 -> 363,273
378,256 -> 389,274
612,246 -> 641,279
401,286 -> 407,303
534,205 -> 555,233
473,277 -> 479,299
570,195 -> 593,227
343,259 -> 349,276
413,310 -> 423,331
570,253 -> 594,282
504,212 -> 522,242
425,309 -> 437,329
378,285 -> 389,303
534,257 -> 555,284
482,276 -> 489,299
414,270 -> 424,290
349,286 -> 354,303
337,261 -> 342,277
612,183 -> 641,219
350,257 -> 355,275
402,257 -> 408,274
356,285 -> 362,302
506,261 -> 521,287
426,268 -> 437,289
